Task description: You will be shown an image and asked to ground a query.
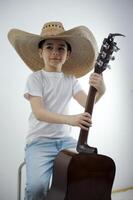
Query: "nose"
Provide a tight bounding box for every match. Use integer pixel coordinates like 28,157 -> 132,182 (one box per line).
52,48 -> 58,55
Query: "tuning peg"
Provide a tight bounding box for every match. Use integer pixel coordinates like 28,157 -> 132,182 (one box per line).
110,56 -> 115,61
103,43 -> 110,50
101,51 -> 106,59
113,45 -> 120,52
96,60 -> 104,67
107,65 -> 111,69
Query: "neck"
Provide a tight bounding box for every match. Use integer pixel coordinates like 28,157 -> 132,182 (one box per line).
42,67 -> 62,72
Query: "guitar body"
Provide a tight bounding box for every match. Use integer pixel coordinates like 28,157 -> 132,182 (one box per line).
46,149 -> 116,200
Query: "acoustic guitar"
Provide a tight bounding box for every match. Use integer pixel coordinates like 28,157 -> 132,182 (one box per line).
46,33 -> 124,200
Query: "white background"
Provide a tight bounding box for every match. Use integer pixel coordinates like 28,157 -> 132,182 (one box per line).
0,0 -> 133,199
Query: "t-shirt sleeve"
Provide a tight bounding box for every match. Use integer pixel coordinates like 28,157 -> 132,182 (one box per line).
24,73 -> 43,100
72,76 -> 83,97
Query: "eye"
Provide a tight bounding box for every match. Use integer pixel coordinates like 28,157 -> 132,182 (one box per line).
46,45 -> 53,50
58,47 -> 65,51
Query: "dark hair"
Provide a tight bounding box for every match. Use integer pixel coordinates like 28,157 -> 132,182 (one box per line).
38,39 -> 72,52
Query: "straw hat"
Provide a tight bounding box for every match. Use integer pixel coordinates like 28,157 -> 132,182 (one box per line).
7,21 -> 98,78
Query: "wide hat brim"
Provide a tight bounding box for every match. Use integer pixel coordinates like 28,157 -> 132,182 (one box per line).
8,26 -> 98,78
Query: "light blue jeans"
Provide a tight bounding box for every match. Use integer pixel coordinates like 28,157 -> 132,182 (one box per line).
25,136 -> 77,200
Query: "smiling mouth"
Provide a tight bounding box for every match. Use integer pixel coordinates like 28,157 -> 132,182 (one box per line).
50,58 -> 60,61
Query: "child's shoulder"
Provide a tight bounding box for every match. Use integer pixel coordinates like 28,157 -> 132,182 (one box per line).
27,70 -> 43,82
63,73 -> 76,80
64,74 -> 78,84
28,70 -> 42,78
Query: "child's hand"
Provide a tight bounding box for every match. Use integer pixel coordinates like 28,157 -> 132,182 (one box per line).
89,73 -> 106,95
67,112 -> 92,130
89,73 -> 106,102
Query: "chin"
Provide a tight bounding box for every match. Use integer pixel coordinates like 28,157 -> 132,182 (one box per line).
50,62 -> 62,68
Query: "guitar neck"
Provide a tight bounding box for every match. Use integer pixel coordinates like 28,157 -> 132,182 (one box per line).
77,67 -> 100,148
77,85 -> 97,145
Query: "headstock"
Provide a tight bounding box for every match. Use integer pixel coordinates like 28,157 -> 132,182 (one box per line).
95,33 -> 125,74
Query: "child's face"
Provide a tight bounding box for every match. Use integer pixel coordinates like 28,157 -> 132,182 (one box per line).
39,39 -> 70,72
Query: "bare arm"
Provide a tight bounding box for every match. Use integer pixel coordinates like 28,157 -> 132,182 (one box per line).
73,90 -> 87,108
74,73 -> 106,107
29,95 -> 67,124
29,95 -> 92,130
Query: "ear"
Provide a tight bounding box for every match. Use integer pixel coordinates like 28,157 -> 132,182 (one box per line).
66,51 -> 71,60
38,49 -> 43,58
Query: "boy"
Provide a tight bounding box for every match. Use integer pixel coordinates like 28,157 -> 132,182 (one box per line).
8,21 -> 105,200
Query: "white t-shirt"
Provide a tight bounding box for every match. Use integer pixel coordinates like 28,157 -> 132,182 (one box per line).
24,70 -> 83,143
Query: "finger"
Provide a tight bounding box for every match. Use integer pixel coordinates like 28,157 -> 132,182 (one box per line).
79,124 -> 89,131
89,79 -> 100,89
90,74 -> 102,83
90,76 -> 101,83
82,117 -> 92,124
82,113 -> 92,121
83,112 -> 91,118
89,77 -> 98,84
80,120 -> 92,127
90,73 -> 102,78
